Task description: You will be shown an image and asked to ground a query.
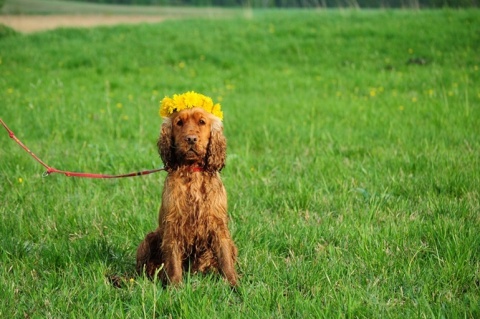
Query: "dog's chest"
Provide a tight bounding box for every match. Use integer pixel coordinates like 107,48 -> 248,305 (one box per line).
160,171 -> 227,252
163,172 -> 223,217
183,176 -> 206,209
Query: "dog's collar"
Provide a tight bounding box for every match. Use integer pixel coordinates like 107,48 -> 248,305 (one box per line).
189,165 -> 204,173
165,164 -> 205,173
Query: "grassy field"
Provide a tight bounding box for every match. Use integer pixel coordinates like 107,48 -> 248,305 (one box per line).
1,6 -> 479,319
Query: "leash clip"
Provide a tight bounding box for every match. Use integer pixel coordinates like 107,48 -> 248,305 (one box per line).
43,167 -> 56,178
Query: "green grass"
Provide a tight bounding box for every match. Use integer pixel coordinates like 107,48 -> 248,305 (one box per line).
1,8 -> 479,319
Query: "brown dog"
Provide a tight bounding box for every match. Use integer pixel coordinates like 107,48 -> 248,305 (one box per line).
136,107 -> 238,286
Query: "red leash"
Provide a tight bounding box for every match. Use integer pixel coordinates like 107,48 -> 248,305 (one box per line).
1,118 -> 165,178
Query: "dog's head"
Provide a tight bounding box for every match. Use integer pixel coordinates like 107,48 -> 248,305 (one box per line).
158,107 -> 226,172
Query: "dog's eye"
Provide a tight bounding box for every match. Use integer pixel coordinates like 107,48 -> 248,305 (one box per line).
176,119 -> 183,127
199,119 -> 206,125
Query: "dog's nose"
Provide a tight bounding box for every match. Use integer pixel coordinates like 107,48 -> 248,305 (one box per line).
185,135 -> 198,145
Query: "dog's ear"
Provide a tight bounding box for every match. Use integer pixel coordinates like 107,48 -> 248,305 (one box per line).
158,117 -> 175,169
206,117 -> 226,172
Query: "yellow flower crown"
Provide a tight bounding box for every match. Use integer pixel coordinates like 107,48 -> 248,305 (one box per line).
159,91 -> 223,121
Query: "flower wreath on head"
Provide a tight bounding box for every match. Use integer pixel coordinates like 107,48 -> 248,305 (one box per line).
159,91 -> 223,121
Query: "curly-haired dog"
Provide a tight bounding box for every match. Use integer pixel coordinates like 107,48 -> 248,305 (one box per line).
136,107 -> 238,286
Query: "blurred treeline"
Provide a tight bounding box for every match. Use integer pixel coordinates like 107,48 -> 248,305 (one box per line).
62,0 -> 477,8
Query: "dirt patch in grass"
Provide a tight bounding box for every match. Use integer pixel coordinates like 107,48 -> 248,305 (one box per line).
0,15 -> 168,33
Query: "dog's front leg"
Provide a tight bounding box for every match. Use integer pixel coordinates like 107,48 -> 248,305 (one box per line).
215,237 -> 238,286
162,242 -> 183,286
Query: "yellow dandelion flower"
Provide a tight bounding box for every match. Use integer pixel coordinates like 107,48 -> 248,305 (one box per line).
211,103 -> 223,119
159,91 -> 223,121
204,96 -> 215,113
116,103 -> 123,109
18,177 -> 23,183
183,91 -> 199,108
159,97 -> 172,117
172,93 -> 186,111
